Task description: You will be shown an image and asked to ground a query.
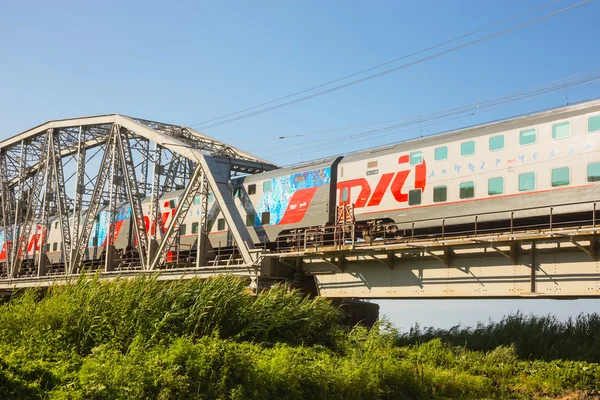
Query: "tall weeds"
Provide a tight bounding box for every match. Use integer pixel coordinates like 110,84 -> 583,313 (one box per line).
397,312 -> 600,363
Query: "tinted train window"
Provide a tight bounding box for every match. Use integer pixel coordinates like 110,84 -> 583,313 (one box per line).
46,244 -> 50,252
519,129 -> 536,145
169,200 -> 176,208
588,115 -> 600,133
459,181 -> 475,199
342,188 -> 349,202
410,151 -> 423,166
489,135 -> 504,151
552,121 -> 571,140
217,218 -> 225,231
248,184 -> 256,195
519,172 -> 536,192
433,186 -> 447,203
92,237 -> 98,246
263,181 -> 272,193
588,162 -> 600,182
246,214 -> 255,227
408,189 -> 421,206
488,177 -> 504,196
434,146 -> 448,161
551,167 -> 570,187
261,212 -> 270,225
53,243 -> 58,252
54,222 -> 59,229
208,192 -> 214,202
192,223 -> 199,234
193,196 -> 201,205
461,141 -> 475,156
180,224 -> 186,235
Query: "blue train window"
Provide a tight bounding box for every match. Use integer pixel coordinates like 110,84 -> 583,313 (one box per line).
461,141 -> 475,156
551,167 -> 570,187
588,115 -> 600,133
489,135 -> 504,151
519,172 -> 536,192
588,162 -> 600,182
552,121 -> 570,140
459,181 -> 475,199
488,177 -> 504,196
193,196 -> 201,205
208,192 -> 214,202
519,129 -> 536,146
434,146 -> 448,161
410,151 -> 423,166
408,189 -> 421,206
263,181 -> 272,193
342,188 -> 349,203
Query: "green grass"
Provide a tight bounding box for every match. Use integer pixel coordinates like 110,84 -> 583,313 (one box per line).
0,275 -> 598,399
397,312 -> 600,363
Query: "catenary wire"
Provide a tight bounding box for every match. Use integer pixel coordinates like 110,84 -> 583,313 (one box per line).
193,0 -> 595,131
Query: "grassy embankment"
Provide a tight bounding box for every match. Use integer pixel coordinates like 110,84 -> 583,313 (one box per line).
0,275 -> 598,399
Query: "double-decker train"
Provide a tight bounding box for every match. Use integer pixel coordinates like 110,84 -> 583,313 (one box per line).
1,100 -> 600,270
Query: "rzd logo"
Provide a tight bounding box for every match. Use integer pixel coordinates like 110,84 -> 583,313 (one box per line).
337,155 -> 426,208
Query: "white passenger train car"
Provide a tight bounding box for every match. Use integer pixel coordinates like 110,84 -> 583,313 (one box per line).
2,100 -> 600,271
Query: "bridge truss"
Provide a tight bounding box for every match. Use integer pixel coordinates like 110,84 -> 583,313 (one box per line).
0,114 -> 276,290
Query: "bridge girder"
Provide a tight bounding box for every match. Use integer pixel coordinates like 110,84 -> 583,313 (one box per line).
0,114 -> 277,279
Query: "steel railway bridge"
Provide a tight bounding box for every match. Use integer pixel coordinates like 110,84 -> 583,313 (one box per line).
1,115 -> 599,306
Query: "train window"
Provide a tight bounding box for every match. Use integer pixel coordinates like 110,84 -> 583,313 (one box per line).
587,162 -> 600,182
459,181 -> 475,199
519,129 -> 536,145
489,135 -> 504,151
589,115 -> 600,133
193,196 -> 201,205
217,218 -> 225,231
180,224 -> 187,236
233,187 -> 241,198
433,186 -> 447,203
248,184 -> 256,195
208,192 -> 214,202
92,237 -> 98,246
552,121 -> 571,140
245,214 -> 255,227
263,181 -> 272,193
461,141 -> 475,156
488,177 -> 504,196
60,243 -> 63,251
408,189 -> 421,206
54,222 -> 59,229
169,200 -> 176,209
261,212 -> 270,225
551,167 -> 570,187
342,187 -> 349,203
46,244 -> 50,252
409,151 -> 423,166
434,146 -> 448,161
519,172 -> 536,192
53,243 -> 57,252
192,223 -> 199,234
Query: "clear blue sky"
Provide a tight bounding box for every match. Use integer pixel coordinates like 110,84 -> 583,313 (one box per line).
1,0 -> 599,330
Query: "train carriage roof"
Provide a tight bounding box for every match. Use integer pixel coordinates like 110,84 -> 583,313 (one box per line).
338,98 -> 600,163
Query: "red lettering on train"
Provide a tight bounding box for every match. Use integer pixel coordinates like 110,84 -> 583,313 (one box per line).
338,156 -> 427,208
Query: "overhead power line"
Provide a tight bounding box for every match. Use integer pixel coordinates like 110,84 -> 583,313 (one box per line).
261,70 -> 600,161
189,0 -> 594,131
